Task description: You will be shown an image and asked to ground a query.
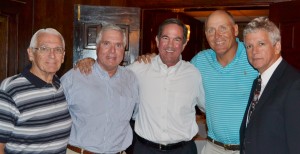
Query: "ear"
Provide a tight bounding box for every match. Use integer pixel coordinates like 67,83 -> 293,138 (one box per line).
181,40 -> 188,53
61,52 -> 65,64
155,36 -> 159,48
233,24 -> 239,37
274,41 -> 281,55
27,48 -> 34,62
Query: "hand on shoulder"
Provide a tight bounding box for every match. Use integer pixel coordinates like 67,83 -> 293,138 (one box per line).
136,53 -> 156,64
74,58 -> 95,75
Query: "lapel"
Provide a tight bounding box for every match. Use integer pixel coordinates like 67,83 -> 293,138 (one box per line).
246,60 -> 288,127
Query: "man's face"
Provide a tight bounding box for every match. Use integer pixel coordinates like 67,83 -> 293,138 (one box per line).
28,33 -> 65,76
156,24 -> 187,67
205,11 -> 238,57
97,29 -> 125,73
244,30 -> 281,73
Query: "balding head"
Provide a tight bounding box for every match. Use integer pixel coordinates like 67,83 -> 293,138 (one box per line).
206,10 -> 235,28
204,10 -> 239,66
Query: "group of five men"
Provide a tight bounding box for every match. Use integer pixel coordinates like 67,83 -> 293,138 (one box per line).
0,9 -> 299,154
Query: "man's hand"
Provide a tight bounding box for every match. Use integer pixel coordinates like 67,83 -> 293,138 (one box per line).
136,53 -> 156,63
74,58 -> 95,75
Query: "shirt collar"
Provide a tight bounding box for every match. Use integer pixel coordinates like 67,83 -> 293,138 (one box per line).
211,38 -> 244,69
260,56 -> 283,87
21,64 -> 61,89
94,61 -> 121,79
154,55 -> 182,74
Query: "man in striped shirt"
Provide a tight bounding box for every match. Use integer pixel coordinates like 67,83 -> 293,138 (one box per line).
0,28 -> 72,154
191,10 -> 257,154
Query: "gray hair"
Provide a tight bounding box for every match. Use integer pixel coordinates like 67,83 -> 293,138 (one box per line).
96,24 -> 127,47
157,18 -> 188,44
243,17 -> 281,45
29,28 -> 65,48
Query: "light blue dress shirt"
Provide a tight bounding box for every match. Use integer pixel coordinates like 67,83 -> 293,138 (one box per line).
61,62 -> 139,153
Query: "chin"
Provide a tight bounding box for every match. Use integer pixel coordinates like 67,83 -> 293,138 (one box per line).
253,64 -> 263,71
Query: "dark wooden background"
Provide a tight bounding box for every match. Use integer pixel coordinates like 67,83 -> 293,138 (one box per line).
0,0 -> 298,81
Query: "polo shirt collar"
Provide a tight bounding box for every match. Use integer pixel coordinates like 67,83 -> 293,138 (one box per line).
21,64 -> 61,89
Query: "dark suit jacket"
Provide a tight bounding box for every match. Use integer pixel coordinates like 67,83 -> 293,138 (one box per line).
240,60 -> 300,154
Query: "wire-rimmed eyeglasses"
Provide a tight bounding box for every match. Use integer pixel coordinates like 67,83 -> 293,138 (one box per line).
32,46 -> 65,54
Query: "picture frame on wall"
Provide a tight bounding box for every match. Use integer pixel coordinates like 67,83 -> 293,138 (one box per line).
84,24 -> 102,49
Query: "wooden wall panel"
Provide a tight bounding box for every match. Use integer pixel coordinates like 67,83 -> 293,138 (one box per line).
0,0 -> 33,81
141,10 -> 203,61
126,0 -> 289,8
0,0 -> 295,80
270,1 -> 300,70
0,15 -> 9,81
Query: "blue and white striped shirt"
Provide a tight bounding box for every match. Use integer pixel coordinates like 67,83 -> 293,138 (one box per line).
0,65 -> 72,154
191,38 -> 258,144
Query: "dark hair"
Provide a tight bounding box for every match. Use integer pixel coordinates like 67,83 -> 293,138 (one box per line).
157,18 -> 188,44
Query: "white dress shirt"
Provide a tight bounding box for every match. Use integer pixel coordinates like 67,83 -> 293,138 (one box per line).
259,56 -> 283,99
128,55 -> 205,145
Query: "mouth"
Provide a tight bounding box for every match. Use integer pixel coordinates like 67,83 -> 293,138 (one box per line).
165,48 -> 175,53
46,61 -> 57,65
252,57 -> 263,62
215,40 -> 225,45
107,56 -> 117,61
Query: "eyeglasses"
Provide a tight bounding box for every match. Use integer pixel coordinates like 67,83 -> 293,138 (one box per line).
33,46 -> 65,54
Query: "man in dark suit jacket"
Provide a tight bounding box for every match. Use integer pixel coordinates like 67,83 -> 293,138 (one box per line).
240,17 -> 300,154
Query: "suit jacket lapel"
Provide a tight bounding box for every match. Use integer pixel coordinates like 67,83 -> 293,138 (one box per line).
247,60 -> 288,127
240,77 -> 257,140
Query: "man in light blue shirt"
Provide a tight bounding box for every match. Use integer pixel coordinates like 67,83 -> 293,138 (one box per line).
191,10 -> 257,154
61,24 -> 139,154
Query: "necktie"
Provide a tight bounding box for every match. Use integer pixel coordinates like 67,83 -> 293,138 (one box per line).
246,75 -> 261,126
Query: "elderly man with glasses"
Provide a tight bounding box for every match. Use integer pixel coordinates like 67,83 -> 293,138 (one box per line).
0,28 -> 72,154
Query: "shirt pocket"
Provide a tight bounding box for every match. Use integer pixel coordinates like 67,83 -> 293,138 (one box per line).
173,93 -> 194,115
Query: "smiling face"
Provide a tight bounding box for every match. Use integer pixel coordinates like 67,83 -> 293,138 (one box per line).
28,33 -> 65,80
205,10 -> 238,58
96,29 -> 125,76
156,23 -> 187,67
244,30 -> 281,73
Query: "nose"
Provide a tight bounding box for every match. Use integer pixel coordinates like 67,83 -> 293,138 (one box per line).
48,49 -> 56,58
111,45 -> 117,52
252,45 -> 260,54
214,30 -> 222,38
109,44 -> 117,53
167,39 -> 175,47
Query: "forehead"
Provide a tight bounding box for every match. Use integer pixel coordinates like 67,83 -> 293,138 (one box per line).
161,24 -> 183,36
206,12 -> 233,27
37,33 -> 62,46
